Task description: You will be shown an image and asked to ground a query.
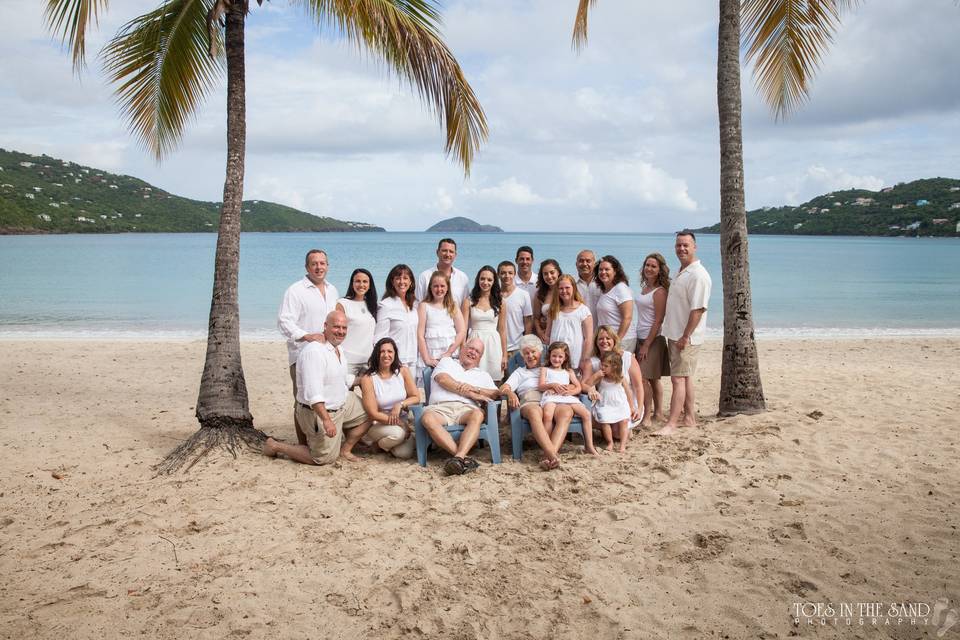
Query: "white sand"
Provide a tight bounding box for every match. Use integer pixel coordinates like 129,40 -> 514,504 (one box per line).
1,338 -> 957,639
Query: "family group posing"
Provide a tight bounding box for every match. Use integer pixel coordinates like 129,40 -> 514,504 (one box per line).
264,232 -> 711,474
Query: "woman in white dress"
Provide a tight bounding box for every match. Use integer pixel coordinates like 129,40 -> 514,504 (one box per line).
417,271 -> 465,369
359,337 -> 419,459
634,253 -> 671,426
532,259 -> 561,344
544,274 -> 593,373
462,265 -> 507,381
595,255 -> 637,352
582,325 -> 644,426
374,264 -> 419,381
335,268 -> 377,377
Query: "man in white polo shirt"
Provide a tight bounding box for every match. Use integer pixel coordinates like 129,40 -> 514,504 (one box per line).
415,237 -> 471,305
513,245 -> 537,300
277,249 -> 339,444
574,249 -> 601,318
263,310 -> 370,464
421,338 -> 500,475
498,260 -> 533,363
655,231 -> 712,436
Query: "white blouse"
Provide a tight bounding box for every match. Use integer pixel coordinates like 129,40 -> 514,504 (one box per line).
374,297 -> 418,366
337,297 -> 376,368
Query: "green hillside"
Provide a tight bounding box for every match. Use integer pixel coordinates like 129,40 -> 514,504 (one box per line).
694,178 -> 960,237
0,149 -> 384,233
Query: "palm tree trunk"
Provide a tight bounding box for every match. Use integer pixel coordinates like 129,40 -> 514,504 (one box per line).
716,0 -> 765,415
159,1 -> 263,473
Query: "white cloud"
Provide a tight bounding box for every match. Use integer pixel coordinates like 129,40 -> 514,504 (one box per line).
0,1 -> 956,232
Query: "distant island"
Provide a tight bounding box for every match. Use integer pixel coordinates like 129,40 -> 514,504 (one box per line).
694,177 -> 960,237
426,216 -> 503,233
0,148 -> 384,234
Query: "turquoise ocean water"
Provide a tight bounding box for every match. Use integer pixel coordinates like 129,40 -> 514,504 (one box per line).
0,232 -> 957,339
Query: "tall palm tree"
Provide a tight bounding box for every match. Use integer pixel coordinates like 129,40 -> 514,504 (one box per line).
45,0 -> 487,471
573,0 -> 855,416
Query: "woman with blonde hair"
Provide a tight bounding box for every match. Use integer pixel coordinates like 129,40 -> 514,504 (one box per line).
634,253 -> 671,426
544,274 -> 593,373
582,325 -> 644,426
417,270 -> 466,369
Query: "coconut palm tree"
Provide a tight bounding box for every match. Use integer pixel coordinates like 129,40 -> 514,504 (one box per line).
45,0 -> 487,471
573,0 -> 856,416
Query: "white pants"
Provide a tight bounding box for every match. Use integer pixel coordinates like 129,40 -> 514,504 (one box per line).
363,423 -> 415,459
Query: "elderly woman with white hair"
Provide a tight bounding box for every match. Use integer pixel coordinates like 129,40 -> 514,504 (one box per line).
499,334 -> 577,469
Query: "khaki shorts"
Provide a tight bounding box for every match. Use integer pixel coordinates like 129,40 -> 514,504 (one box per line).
297,392 -> 369,465
519,389 -> 543,407
424,400 -> 481,426
668,340 -> 701,377
620,336 -> 638,354
639,335 -> 670,379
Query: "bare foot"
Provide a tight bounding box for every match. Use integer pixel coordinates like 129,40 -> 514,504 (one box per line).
653,413 -> 667,423
640,419 -> 653,428
618,444 -> 627,453
585,446 -> 603,457
339,448 -> 362,462
680,419 -> 698,428
605,441 -> 614,451
651,424 -> 678,436
262,437 -> 279,457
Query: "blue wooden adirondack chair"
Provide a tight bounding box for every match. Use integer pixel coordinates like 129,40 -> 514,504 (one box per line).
411,365 -> 502,467
509,393 -> 593,460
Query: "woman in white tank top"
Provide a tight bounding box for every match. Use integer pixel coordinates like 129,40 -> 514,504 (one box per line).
359,337 -> 419,459
634,253 -> 670,426
336,268 -> 377,377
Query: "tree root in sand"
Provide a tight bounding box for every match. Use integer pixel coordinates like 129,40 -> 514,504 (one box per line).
156,417 -> 268,475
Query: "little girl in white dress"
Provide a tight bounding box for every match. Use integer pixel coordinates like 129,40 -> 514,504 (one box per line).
538,341 -> 596,454
583,351 -> 634,452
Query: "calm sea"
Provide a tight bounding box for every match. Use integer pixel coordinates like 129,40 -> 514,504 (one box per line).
1,232 -> 957,339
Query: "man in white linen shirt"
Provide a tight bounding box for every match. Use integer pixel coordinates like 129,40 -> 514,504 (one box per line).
513,245 -> 538,300
277,249 -> 339,444
498,260 -> 533,360
263,311 -> 370,464
574,249 -> 601,318
415,238 -> 471,305
654,231 -> 712,436
421,338 -> 500,475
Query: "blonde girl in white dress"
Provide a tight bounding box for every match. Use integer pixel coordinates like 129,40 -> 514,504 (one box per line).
583,351 -> 634,453
417,271 -> 465,369
462,265 -> 508,381
538,341 -> 597,456
544,274 -> 593,373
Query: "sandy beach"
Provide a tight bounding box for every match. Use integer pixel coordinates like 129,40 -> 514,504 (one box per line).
0,337 -> 957,639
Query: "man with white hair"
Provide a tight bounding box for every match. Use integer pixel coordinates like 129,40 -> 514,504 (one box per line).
421,337 -> 500,475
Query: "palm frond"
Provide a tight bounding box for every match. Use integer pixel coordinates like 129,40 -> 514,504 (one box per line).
44,0 -> 110,73
297,0 -> 487,174
742,0 -> 859,119
101,0 -> 225,160
571,0 -> 599,52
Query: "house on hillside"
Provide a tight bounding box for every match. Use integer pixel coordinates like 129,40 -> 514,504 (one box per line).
950,187 -> 960,192
916,199 -> 930,206
906,221 -> 921,230
932,219 -> 949,225
880,187 -> 894,193
949,203 -> 960,210
854,197 -> 875,206
37,214 -> 51,222
892,204 -> 906,210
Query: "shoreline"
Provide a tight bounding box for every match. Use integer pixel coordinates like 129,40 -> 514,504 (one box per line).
1,327 -> 959,341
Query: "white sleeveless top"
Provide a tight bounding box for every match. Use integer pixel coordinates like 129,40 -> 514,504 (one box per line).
633,286 -> 661,338
372,372 -> 406,411
338,297 -> 376,367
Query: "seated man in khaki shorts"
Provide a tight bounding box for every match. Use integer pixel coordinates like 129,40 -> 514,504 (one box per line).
421,338 -> 500,475
263,310 -> 370,464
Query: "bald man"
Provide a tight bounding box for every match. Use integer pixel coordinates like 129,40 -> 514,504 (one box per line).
263,310 -> 370,465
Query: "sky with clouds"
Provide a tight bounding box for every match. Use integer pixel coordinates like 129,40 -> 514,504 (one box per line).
1,1 -> 957,232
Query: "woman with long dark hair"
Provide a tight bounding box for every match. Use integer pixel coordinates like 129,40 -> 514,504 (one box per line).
462,265 -> 507,381
532,259 -> 562,344
336,268 -> 378,377
374,264 -> 419,380
359,337 -> 419,459
634,253 -> 671,426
